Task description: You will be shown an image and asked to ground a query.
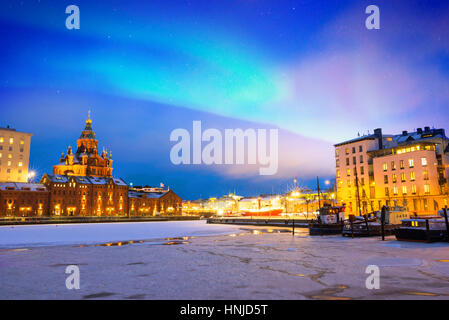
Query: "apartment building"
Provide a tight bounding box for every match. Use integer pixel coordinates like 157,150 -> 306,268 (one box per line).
335,127 -> 449,215
0,126 -> 33,183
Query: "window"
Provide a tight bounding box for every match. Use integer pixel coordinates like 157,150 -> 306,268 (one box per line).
401,173 -> 406,182
8,154 -> 12,159
391,161 -> 396,170
421,157 -> 427,166
359,146 -> 363,152
384,175 -> 388,184
346,158 -> 350,166
336,170 -> 340,178
7,161 -> 11,166
400,160 -> 404,169
424,184 -> 430,194
408,159 -> 414,168
393,186 -> 398,195
0,137 -> 3,143
383,163 -> 388,171
336,159 -> 340,167
392,174 -> 397,183
423,170 -> 429,180
402,186 -> 407,194
353,157 -> 356,165
352,147 -> 356,153
411,185 -> 417,195
360,166 -> 364,175
345,148 -> 349,155
20,139 -> 24,145
361,178 -> 365,186
360,155 -> 363,163
410,172 -> 415,181
9,138 -> 13,144
18,162 -> 23,167
335,149 -> 339,158
385,187 -> 389,197
0,153 -> 2,158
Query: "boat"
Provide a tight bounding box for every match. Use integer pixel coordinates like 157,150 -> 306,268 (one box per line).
342,206 -> 410,237
241,208 -> 284,217
393,211 -> 448,242
309,204 -> 345,235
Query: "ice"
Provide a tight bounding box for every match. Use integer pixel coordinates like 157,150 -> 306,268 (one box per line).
0,220 -> 242,248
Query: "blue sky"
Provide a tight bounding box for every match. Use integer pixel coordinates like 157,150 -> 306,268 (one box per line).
0,0 -> 448,199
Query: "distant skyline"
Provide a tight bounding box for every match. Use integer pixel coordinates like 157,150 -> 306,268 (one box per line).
1,0 -> 448,199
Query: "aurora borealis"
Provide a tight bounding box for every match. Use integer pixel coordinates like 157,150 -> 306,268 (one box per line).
0,0 -> 448,198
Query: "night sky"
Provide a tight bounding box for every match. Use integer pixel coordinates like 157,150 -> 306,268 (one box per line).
0,0 -> 448,199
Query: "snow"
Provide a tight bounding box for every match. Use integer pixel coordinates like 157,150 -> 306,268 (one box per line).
0,220 -> 243,248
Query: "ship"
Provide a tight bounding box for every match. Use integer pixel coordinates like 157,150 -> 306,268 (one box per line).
309,204 -> 346,235
393,210 -> 449,242
342,206 -> 410,237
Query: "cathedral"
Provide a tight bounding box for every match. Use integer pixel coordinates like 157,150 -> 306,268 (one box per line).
53,112 -> 113,177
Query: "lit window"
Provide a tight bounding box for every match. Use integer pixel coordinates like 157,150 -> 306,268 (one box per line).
401,173 -> 406,182
400,160 -> 404,169
391,161 -> 396,170
421,157 -> 427,166
0,137 -> 3,143
424,184 -> 430,194
402,186 -> 407,194
336,170 -> 340,178
20,139 -> 24,145
345,148 -> 349,155
423,170 -> 429,180
0,153 -> 2,158
410,172 -> 415,181
393,186 -> 398,195
7,161 -> 11,166
411,185 -> 417,194
8,154 -> 12,159
18,162 -> 23,167
408,159 -> 414,168
383,163 -> 388,171
9,138 -> 13,144
346,169 -> 351,176
392,174 -> 397,183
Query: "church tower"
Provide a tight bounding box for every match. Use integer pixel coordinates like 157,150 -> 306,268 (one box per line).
53,112 -> 113,177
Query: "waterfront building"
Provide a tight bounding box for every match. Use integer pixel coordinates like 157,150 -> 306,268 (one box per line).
335,127 -> 449,215
0,113 -> 183,218
129,187 -> 182,215
0,182 -> 49,217
0,126 -> 32,183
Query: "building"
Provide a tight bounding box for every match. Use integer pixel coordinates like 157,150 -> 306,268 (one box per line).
0,112 -> 183,217
0,182 -> 49,217
40,174 -> 128,216
129,187 -> 182,215
0,126 -> 32,183
53,111 -> 113,177
335,127 -> 449,215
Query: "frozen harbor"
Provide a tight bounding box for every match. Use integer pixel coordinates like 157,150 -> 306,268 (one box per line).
1,220 -> 449,300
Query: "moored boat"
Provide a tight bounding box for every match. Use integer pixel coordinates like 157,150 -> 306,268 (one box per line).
342,206 -> 410,237
393,214 -> 448,242
309,204 -> 345,235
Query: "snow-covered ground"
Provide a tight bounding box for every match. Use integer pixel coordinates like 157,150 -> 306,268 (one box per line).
0,220 -> 242,248
1,221 -> 449,300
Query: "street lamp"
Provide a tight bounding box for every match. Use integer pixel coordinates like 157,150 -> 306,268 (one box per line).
27,171 -> 36,183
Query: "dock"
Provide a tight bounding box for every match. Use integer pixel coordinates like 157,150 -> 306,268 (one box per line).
207,217 -> 310,227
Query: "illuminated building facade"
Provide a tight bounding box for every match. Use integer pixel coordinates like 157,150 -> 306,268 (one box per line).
53,112 -> 113,177
0,183 -> 48,217
335,127 -> 449,215
129,187 -> 182,215
0,127 -> 32,183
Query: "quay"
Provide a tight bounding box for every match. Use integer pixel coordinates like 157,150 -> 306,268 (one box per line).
207,216 -> 310,227
0,215 -> 200,226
